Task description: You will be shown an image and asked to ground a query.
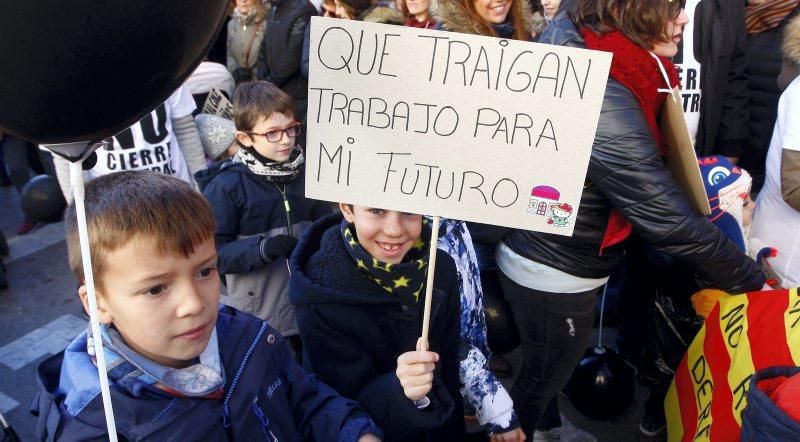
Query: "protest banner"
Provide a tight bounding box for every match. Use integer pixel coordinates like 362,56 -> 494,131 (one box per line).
306,17 -> 612,236
665,288 -> 800,441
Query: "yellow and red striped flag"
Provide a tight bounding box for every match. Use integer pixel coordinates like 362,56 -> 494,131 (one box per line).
665,288 -> 800,441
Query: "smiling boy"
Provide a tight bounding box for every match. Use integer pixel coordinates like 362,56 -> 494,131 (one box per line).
196,81 -> 330,343
32,171 -> 381,440
289,206 -> 465,440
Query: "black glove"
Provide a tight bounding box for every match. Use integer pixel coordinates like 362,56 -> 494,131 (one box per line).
259,234 -> 298,262
232,67 -> 252,83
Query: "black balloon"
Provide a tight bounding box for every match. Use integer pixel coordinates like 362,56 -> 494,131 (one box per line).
483,294 -> 521,354
0,0 -> 228,144
21,175 -> 67,224
565,347 -> 636,420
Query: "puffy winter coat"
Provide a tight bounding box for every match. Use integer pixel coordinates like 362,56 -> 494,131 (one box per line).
506,14 -> 765,293
289,213 -> 465,441
196,160 -> 331,335
31,306 -> 381,441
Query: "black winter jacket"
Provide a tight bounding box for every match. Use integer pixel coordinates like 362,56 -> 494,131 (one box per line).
257,0 -> 316,99
507,16 -> 765,294
289,213 -> 465,441
691,0 -> 750,158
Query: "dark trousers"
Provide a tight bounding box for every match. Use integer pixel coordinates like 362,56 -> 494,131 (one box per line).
498,271 -> 598,435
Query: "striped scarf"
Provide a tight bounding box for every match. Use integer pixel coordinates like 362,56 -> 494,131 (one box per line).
745,0 -> 799,35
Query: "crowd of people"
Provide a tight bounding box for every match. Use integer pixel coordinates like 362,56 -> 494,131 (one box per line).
2,0 -> 799,440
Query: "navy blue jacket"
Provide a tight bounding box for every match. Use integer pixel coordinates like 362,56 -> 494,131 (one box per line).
197,160 -> 331,335
32,306 -> 381,441
289,213 -> 465,441
741,366 -> 800,441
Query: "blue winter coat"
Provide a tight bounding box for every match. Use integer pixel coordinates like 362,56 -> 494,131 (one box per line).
196,160 -> 331,335
741,366 -> 800,441
289,213 -> 465,441
31,305 -> 381,441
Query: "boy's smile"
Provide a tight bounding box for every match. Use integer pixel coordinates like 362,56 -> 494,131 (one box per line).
340,204 -> 423,264
81,235 -> 220,369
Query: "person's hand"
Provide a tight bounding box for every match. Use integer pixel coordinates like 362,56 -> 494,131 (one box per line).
357,433 -> 381,442
490,428 -> 526,441
259,234 -> 298,262
396,350 -> 438,401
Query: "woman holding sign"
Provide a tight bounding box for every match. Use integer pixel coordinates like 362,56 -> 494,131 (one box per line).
488,0 -> 768,438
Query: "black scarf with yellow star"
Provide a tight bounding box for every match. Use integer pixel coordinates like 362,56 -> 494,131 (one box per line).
340,219 -> 429,303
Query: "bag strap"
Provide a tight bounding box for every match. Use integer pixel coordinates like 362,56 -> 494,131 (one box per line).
648,51 -> 678,102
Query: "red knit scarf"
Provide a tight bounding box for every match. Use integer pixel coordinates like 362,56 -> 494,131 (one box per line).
580,29 -> 681,253
580,29 -> 680,154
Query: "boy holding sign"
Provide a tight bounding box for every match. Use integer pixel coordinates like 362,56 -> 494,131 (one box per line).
289,206 -> 465,440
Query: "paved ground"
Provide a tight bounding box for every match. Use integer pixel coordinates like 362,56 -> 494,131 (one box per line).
0,180 -> 667,441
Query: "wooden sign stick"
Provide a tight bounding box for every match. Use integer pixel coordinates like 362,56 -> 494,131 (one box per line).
418,215 -> 441,352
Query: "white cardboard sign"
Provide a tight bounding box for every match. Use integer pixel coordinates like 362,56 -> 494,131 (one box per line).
306,17 -> 611,235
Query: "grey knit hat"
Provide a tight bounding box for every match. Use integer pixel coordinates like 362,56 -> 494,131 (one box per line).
195,113 -> 236,161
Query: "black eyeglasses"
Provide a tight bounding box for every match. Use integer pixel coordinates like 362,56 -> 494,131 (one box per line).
246,122 -> 302,142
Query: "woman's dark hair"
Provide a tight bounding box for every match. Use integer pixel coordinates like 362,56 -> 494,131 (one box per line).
572,0 -> 686,49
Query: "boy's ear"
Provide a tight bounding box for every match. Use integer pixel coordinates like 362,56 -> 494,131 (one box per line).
235,131 -> 252,147
339,203 -> 355,223
78,285 -> 114,325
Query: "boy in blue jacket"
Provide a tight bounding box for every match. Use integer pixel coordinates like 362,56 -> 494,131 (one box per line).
196,81 -> 330,341
32,171 -> 381,441
289,206 -> 465,440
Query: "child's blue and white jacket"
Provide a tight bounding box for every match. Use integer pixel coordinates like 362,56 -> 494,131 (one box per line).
437,219 -> 519,434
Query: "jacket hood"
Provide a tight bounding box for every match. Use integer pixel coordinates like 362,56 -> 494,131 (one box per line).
194,160 -> 247,191
436,0 -> 540,37
289,212 -> 411,307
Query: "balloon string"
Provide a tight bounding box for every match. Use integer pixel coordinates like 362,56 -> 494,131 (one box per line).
70,161 -> 119,441
597,283 -> 608,350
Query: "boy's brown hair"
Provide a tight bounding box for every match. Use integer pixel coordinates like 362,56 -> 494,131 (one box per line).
572,0 -> 686,50
232,81 -> 296,133
65,171 -> 216,288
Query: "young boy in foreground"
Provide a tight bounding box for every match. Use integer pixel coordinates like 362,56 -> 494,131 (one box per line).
32,171 -> 381,441
289,205 -> 465,440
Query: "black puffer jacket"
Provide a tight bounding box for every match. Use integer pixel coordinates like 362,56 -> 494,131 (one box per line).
505,16 -> 765,294
257,0 -> 316,100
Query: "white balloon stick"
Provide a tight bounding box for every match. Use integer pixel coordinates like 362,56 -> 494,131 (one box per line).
69,161 -> 118,441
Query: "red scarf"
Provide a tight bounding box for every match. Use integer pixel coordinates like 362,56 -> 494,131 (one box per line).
580,29 -> 680,154
580,29 -> 680,253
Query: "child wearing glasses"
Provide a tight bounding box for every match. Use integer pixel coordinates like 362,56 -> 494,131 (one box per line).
196,81 -> 330,350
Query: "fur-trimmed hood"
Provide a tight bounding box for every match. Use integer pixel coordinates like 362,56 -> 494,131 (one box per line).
360,5 -> 405,25
435,0 -> 543,37
784,14 -> 800,67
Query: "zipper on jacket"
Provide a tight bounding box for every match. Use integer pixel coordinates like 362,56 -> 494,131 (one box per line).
274,183 -> 292,236
222,321 -> 268,428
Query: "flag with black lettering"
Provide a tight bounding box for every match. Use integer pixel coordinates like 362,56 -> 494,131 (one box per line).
665,288 -> 800,441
